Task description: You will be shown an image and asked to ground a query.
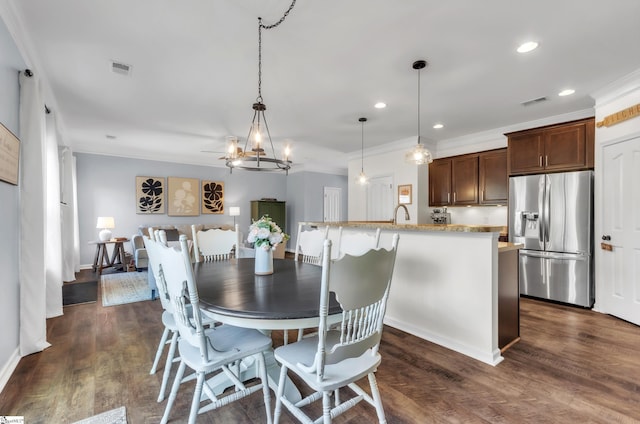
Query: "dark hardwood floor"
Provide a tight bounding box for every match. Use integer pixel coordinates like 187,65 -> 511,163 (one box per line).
1,269 -> 639,423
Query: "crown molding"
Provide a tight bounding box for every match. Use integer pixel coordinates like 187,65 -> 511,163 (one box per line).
591,68 -> 640,107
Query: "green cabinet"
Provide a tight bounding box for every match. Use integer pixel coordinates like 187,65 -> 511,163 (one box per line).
251,200 -> 287,233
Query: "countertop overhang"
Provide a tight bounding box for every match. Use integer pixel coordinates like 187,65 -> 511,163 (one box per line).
301,221 -> 506,234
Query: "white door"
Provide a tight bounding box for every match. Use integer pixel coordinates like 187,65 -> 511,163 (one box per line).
323,187 -> 341,222
367,176 -> 393,221
600,135 -> 640,325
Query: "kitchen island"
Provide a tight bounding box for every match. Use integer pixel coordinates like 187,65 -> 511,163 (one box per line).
300,221 -> 521,366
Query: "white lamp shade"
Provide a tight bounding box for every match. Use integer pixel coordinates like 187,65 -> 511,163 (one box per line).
96,216 -> 115,241
96,216 -> 115,229
229,207 -> 240,217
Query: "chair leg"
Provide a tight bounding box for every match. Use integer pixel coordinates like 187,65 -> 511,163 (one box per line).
160,360 -> 186,424
158,330 -> 179,402
257,353 -> 273,424
273,364 -> 289,424
322,391 -> 332,424
368,373 -> 387,424
189,372 -> 205,424
150,327 -> 170,374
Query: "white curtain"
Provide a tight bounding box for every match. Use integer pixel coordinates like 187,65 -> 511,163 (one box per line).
60,146 -> 80,280
19,70 -> 64,356
19,71 -> 49,356
45,113 -> 63,317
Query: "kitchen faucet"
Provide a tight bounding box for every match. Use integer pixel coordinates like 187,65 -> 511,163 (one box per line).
393,204 -> 410,224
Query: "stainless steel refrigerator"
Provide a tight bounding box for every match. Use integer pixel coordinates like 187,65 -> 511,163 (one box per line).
509,170 -> 594,307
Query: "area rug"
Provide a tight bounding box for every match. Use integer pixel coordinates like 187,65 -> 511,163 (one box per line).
101,271 -> 150,307
63,280 -> 98,306
72,406 -> 127,424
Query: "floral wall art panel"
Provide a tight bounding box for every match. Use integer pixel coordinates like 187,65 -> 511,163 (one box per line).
201,180 -> 224,214
136,176 -> 165,214
167,177 -> 199,216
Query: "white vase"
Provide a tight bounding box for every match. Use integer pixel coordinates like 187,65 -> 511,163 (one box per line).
254,246 -> 274,275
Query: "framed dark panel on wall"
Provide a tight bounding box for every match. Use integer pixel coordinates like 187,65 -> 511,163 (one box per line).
0,123 -> 20,186
135,176 -> 165,214
201,180 -> 224,214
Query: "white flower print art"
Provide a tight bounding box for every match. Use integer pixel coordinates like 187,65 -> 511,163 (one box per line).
167,177 -> 199,216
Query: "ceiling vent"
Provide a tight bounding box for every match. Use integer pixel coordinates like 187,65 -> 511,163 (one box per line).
110,60 -> 132,76
521,96 -> 548,107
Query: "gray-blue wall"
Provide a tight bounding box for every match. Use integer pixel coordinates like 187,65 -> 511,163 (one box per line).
75,153 -> 347,265
0,17 -> 26,378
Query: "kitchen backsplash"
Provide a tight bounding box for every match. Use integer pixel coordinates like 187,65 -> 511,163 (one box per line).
431,206 -> 507,226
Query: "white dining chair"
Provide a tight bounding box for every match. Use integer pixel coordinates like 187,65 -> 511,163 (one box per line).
145,232 -> 181,403
159,235 -> 273,424
273,234 -> 400,424
192,224 -> 240,262
294,223 -> 329,265
338,227 -> 381,257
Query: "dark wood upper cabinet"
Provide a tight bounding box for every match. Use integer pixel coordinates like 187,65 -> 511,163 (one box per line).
429,158 -> 452,206
507,117 -> 594,175
452,154 -> 479,205
479,149 -> 508,205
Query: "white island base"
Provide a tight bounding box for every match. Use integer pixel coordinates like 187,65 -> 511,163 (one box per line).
309,222 -> 515,366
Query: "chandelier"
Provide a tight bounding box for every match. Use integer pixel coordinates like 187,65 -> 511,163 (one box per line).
405,60 -> 433,165
224,1 -> 296,174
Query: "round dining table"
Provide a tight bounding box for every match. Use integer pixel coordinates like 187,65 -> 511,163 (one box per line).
194,257 -> 342,401
195,257 -> 342,328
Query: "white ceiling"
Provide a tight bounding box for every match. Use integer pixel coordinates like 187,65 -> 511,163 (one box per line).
5,0 -> 640,172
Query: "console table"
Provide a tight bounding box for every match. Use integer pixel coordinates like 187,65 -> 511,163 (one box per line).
90,239 -> 128,273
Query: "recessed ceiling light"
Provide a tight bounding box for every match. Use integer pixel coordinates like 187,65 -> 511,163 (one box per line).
433,123 -> 444,129
517,41 -> 538,53
558,89 -> 575,96
374,102 -> 387,109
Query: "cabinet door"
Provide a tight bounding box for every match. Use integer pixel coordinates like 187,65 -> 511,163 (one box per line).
428,159 -> 451,206
452,154 -> 478,205
507,130 -> 544,175
543,120 -> 589,171
251,201 -> 286,233
479,149 -> 508,205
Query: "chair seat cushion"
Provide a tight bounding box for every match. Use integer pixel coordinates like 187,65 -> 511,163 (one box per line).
274,331 -> 381,392
178,325 -> 272,371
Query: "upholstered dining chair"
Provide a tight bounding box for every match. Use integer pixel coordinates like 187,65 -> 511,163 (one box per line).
192,224 -> 240,263
159,235 -> 273,424
273,234 -> 399,424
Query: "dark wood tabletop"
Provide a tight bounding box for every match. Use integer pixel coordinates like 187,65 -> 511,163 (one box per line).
195,258 -> 341,326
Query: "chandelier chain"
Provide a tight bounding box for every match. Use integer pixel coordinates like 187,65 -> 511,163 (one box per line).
257,0 -> 297,101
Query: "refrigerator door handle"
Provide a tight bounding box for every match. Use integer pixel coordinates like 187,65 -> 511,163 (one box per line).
544,176 -> 551,243
520,250 -> 588,261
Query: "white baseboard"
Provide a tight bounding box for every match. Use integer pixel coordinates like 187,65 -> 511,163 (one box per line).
0,347 -> 20,394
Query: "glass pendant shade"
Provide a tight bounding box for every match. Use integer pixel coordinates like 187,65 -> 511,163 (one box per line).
406,60 -> 433,166
405,141 -> 433,165
356,117 -> 368,185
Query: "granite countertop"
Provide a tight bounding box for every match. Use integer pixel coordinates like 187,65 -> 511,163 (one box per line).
498,242 -> 523,252
301,221 -> 506,233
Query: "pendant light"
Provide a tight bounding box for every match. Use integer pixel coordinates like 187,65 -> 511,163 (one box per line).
223,1 -> 296,174
357,117 -> 369,184
405,60 -> 433,165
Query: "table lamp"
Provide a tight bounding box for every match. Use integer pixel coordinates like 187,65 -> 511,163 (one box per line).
96,216 -> 115,241
229,207 -> 240,226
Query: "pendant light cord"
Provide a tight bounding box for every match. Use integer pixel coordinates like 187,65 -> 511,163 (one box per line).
361,120 -> 365,172
416,65 -> 421,145
257,0 -> 297,101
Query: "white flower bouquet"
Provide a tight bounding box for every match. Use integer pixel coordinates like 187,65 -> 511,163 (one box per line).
247,215 -> 289,251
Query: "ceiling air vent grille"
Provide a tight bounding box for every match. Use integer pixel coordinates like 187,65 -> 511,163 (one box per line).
110,60 -> 132,76
521,96 -> 548,107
